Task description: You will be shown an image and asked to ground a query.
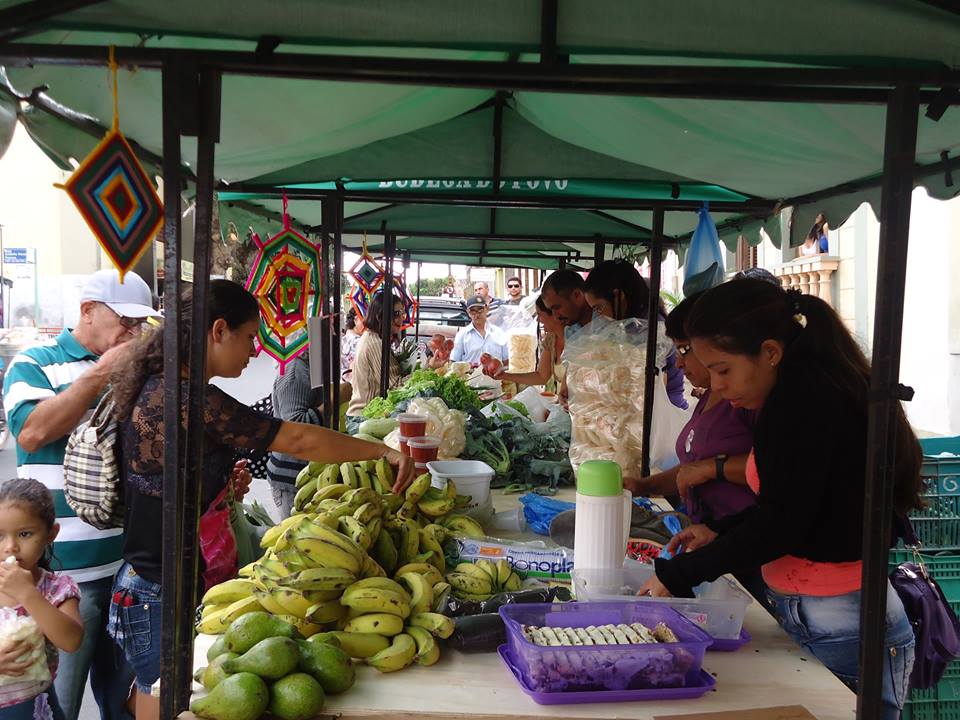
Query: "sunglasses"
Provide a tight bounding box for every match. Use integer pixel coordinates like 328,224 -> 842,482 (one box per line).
107,305 -> 146,330
467,306 -> 487,315
507,284 -> 521,289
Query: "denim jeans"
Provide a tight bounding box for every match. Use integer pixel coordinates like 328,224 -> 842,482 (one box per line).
54,576 -> 134,720
766,582 -> 915,720
269,481 -> 296,521
0,685 -> 64,720
106,564 -> 163,695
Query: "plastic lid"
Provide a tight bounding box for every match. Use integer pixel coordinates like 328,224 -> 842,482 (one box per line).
576,460 -> 623,497
397,413 -> 428,423
407,435 -> 440,448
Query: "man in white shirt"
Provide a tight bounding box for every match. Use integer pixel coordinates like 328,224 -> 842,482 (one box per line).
451,295 -> 509,364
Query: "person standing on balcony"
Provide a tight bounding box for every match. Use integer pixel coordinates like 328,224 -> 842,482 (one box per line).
800,212 -> 830,256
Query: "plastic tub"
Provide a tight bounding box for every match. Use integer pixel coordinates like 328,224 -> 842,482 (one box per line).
407,436 -> 440,464
398,436 -> 410,456
571,563 -> 752,642
491,507 -> 527,533
499,601 -> 711,693
397,413 -> 428,438
427,460 -> 494,521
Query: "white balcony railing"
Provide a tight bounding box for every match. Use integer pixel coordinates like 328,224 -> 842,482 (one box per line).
771,255 -> 842,307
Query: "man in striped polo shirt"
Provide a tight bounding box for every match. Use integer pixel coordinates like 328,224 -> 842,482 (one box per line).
3,269 -> 159,720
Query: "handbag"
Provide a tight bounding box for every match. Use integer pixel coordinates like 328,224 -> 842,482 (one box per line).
63,390 -> 124,529
889,516 -> 960,689
199,483 -> 239,592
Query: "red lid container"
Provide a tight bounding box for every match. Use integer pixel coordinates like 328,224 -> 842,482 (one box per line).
397,413 -> 428,438
407,435 -> 440,464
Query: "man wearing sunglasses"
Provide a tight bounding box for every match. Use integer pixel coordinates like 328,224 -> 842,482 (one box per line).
2,268 -> 159,720
504,277 -> 524,305
450,295 -> 509,365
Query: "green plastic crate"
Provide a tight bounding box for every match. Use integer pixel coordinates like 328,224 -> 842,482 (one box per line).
904,437 -> 960,550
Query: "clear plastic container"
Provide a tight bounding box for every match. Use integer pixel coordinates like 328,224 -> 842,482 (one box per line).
499,601 -> 711,693
397,413 -> 428,438
407,435 -> 440,464
427,460 -> 494,521
572,563 -> 752,641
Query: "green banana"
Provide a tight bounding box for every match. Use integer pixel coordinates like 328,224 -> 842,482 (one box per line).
397,519 -> 420,564
295,465 -> 316,489
476,559 -> 500,588
404,473 -> 432,504
343,612 -> 405,636
339,587 -> 411,618
370,523 -> 399,575
361,555 -> 387,578
502,570 -> 523,592
393,563 -> 443,587
317,464 -> 341,488
454,494 -> 472,509
353,501 -> 380,525
407,612 -> 455,639
381,492 -> 404,514
342,488 -> 381,511
375,458 -> 394,492
314,483 -> 351,503
431,582 -> 452,613
496,559 -> 513,588
338,516 -> 373,551
340,462 -> 358,488
439,514 -> 486,539
421,524 -> 448,546
406,625 -> 440,666
445,571 -> 493,597
355,465 -> 373,490
417,487 -> 455,518
366,517 -> 383,546
293,478 -> 318,511
366,633 -> 416,673
370,472 -> 385,495
313,512 -> 340,530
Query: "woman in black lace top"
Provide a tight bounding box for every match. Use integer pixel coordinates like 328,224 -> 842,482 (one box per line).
106,280 -> 412,717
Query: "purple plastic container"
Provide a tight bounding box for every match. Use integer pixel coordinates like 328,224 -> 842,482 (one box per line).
707,628 -> 751,652
498,645 -> 717,705
498,601 -> 712,694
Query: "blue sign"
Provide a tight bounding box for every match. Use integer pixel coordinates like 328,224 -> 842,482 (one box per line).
2,248 -> 29,265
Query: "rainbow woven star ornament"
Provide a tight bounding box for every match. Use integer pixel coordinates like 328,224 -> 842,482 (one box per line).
62,48 -> 162,281
245,196 -> 322,373
347,237 -> 417,330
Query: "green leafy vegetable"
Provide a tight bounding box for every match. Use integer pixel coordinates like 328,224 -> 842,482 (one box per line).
361,396 -> 396,419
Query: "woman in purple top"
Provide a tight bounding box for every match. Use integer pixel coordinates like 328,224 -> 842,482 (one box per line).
583,260 -> 687,409
626,292 -> 766,603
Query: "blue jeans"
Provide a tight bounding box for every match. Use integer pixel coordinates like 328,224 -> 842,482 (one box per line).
54,576 -> 134,720
106,564 -> 162,695
0,685 -> 64,720
766,582 -> 915,720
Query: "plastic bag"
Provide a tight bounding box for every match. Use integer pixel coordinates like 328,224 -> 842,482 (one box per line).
200,484 -> 238,592
564,316 -> 672,471
230,501 -> 272,568
648,371 -> 691,472
0,607 -> 50,695
683,206 -> 726,296
518,493 -> 575,536
507,331 -> 538,374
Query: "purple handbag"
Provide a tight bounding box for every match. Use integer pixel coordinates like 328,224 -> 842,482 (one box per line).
889,518 -> 960,689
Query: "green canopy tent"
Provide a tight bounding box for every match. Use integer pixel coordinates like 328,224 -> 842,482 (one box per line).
3,3 -> 960,716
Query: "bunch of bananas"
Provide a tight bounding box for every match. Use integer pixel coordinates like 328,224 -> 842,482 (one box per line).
445,559 -> 523,601
199,463 -> 496,680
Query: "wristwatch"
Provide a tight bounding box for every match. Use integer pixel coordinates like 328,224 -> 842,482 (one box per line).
715,454 -> 729,483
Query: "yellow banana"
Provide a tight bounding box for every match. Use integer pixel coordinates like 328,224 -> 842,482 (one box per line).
353,502 -> 380,525
196,607 -> 229,635
295,465 -> 316,489
290,519 -> 365,565
375,458 -> 394,492
337,516 -> 372,551
476,559 -> 500,587
343,612 -> 405,636
330,631 -> 390,659
361,555 -> 387,578
393,563 -> 443,587
314,483 -> 351,502
417,488 -> 455,518
312,512 -> 340,530
290,536 -> 361,575
496,559 -> 513,588
398,519 -> 420,565
432,582 -> 452,612
398,572 -> 434,616
355,465 -> 373,490
260,513 -> 308,549
456,562 -> 494,584
275,614 -> 325,638
253,588 -> 290,616
340,587 -> 410,618
418,530 -> 446,573
342,487 -> 381,510
406,625 -> 440,666
365,517 -> 382,546
294,478 -> 318,511
407,611 -> 455,639
304,600 -> 348,624
366,633 -> 416,673
444,478 -> 458,500
217,596 -> 263,628
404,473 -> 432,504
340,462 -> 358,488
201,578 -> 256,606
237,561 -> 256,578
502,571 -> 523,592
439,514 -> 486,539
421,523 -> 448,546
200,603 -> 226,619
347,577 -> 410,599
445,571 -> 493,597
285,567 -> 356,592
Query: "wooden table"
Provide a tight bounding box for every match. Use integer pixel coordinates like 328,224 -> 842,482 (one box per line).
188,491 -> 856,720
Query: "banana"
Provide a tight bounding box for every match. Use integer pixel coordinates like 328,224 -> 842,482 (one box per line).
361,555 -> 387,578
406,625 -> 441,666
294,478 -> 319,511
355,464 -> 373,490
366,517 -> 383,547
238,561 -> 256,578
366,633 -> 417,673
503,571 -> 523,592
313,512 -> 340,530
417,488 -> 455,518
275,614 -> 325,638
454,494 -> 472,509
421,523 -> 449,546
330,631 -> 390,659
396,501 -> 418,521
439,514 -> 486,539
393,563 -> 443,587
218,596 -> 263,627
353,502 -> 380,525
432,582 -> 452,612
444,479 -> 458,500
370,472 -> 385,495
286,567 -> 356,593
275,547 -> 312,572
268,588 -> 317,619
343,612 -> 405,636
375,458 -> 394,492
201,578 -> 256,606
496,559 -> 513,588
290,536 -> 361,575
404,473 -> 433,504
260,514 -> 308,549
397,572 -> 434,616
290,518 -> 366,564
197,607 -> 229,634
338,516 -> 372,551
475,559 -> 499,588
370,525 -> 399,575
382,492 -> 404,513
315,483 -> 351,502
305,599 -> 349,624
347,577 -> 409,597
316,464 -> 341,489
407,612 -> 455,639
456,562 -> 494,584
295,465 -> 316,489
342,488 -> 381,511
340,587 -> 411,618
340,462 -> 359,488
417,530 -> 446,573
398,519 -> 420,565
445,571 -> 493,597
200,603 -> 226,620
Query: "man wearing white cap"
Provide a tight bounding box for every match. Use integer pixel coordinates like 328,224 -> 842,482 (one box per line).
2,269 -> 159,720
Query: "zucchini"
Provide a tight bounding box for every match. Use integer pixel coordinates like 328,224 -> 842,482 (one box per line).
357,417 -> 399,439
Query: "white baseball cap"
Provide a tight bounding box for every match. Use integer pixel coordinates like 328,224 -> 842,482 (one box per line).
80,270 -> 161,318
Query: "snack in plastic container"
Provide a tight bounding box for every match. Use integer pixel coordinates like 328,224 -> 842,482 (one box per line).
0,606 -> 51,696
508,333 -> 537,374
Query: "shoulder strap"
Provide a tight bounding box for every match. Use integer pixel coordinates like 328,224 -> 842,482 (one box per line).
898,512 -> 920,547
90,388 -> 116,427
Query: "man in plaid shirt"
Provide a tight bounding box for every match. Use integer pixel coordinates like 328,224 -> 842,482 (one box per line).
2,270 -> 158,720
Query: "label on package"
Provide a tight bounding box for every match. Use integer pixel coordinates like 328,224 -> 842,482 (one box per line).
452,537 -> 574,581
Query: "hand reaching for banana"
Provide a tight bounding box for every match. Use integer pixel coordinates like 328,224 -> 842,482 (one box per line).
386,449 -> 415,494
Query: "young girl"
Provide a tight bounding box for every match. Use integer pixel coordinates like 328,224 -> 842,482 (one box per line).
0,479 -> 83,720
640,278 -> 922,719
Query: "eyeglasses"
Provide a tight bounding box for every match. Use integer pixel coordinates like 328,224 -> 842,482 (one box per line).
467,306 -> 486,315
107,305 -> 146,330
676,343 -> 692,357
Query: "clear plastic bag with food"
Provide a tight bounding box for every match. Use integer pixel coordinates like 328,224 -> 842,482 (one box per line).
564,317 -> 672,471
507,331 -> 538,374
0,606 -> 51,695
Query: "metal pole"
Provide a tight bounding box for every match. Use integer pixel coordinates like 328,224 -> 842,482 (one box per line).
857,84 -> 919,720
415,262 -> 422,344
159,58 -> 185,720
593,237 -> 606,266
640,209 -> 665,478
318,228 -> 333,428
331,198 -> 344,423
380,232 -> 396,398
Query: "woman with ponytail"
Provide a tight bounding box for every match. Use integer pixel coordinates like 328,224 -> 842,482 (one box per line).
640,278 -> 923,719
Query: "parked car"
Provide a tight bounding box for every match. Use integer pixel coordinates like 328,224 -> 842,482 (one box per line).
407,296 -> 469,350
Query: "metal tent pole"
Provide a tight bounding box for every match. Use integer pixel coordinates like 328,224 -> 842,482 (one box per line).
593,237 -> 605,266
331,198 -> 344,421
857,84 -> 920,720
415,262 -> 422,344
318,227 -> 333,428
159,58 -> 186,720
640,209 -> 665,478
380,232 -> 396,397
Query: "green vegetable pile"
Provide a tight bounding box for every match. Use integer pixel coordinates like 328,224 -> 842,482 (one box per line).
361,369 -> 481,419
